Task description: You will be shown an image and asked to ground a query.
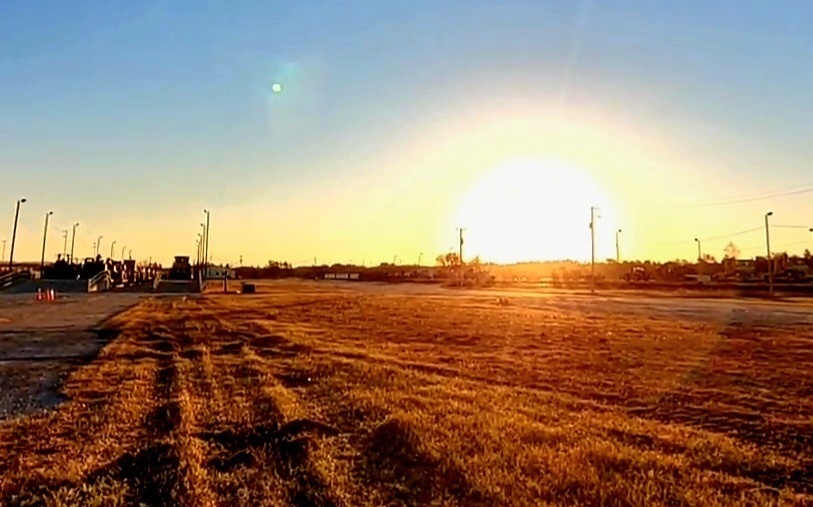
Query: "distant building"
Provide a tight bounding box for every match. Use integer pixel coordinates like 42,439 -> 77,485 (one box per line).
205,266 -> 236,279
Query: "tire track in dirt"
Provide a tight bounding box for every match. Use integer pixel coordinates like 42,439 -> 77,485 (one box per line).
244,330 -> 497,507
201,345 -> 341,507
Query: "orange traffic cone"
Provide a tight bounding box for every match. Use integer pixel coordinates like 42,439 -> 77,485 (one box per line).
48,289 -> 55,301
36,288 -> 42,301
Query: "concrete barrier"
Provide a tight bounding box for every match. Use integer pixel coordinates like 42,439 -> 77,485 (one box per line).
154,280 -> 200,293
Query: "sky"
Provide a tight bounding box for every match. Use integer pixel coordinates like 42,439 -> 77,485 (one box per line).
2,0 -> 813,266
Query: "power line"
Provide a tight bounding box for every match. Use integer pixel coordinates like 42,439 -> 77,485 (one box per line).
774,224 -> 812,229
699,227 -> 762,242
654,226 -> 763,247
687,183 -> 813,208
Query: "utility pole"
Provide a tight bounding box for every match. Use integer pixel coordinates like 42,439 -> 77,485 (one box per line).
40,211 -> 53,275
9,198 -> 26,270
70,222 -> 79,263
765,211 -> 773,297
615,229 -> 622,263
590,207 -> 598,294
456,227 -> 466,264
61,230 -> 68,258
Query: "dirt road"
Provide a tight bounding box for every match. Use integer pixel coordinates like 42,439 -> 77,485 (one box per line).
0,293 -> 146,419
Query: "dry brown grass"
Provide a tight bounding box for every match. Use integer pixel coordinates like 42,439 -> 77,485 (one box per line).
0,282 -> 811,506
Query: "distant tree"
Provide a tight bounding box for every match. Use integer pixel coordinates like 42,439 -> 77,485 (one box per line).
701,253 -> 716,263
436,252 -> 462,268
724,242 -> 740,260
805,249 -> 812,260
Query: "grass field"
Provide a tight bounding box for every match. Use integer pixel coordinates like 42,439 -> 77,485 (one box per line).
0,282 -> 811,506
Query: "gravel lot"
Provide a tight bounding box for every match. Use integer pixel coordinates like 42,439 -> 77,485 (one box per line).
0,293 -> 146,419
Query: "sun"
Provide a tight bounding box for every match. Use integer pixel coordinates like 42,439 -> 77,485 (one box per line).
453,159 -> 616,263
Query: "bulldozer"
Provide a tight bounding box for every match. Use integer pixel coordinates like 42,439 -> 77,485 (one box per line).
168,256 -> 192,280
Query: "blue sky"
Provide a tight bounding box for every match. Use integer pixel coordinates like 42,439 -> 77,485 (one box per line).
2,1 -> 813,265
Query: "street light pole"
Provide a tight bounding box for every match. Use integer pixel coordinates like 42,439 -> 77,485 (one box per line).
9,198 -> 26,270
128,249 -> 132,260
615,229 -> 622,263
199,224 -> 206,265
40,211 -> 53,274
1,239 -> 5,263
110,240 -> 116,260
765,211 -> 774,297
418,252 -> 423,266
96,236 -> 103,258
62,230 -> 68,258
203,209 -> 211,269
70,223 -> 79,263
121,245 -> 126,260
694,238 -> 702,262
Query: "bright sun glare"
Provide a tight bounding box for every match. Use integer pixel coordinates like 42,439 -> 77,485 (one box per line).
455,159 -> 616,264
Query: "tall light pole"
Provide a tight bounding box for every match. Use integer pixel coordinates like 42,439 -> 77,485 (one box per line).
40,210 -> 54,274
96,236 -> 103,258
418,252 -> 423,266
70,222 -> 79,263
765,211 -> 773,297
9,198 -> 26,270
61,230 -> 68,258
128,249 -> 132,260
196,232 -> 202,265
199,224 -> 206,265
203,209 -> 210,269
615,229 -> 622,263
694,238 -> 702,262
110,240 -> 116,260
121,245 -> 126,260
1,239 -> 5,263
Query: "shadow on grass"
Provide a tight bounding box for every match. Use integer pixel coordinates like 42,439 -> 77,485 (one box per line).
200,418 -> 340,507
355,415 -> 494,506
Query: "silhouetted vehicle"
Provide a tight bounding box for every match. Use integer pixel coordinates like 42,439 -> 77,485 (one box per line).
79,257 -> 106,280
624,266 -> 651,282
168,256 -> 192,280
42,256 -> 80,280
